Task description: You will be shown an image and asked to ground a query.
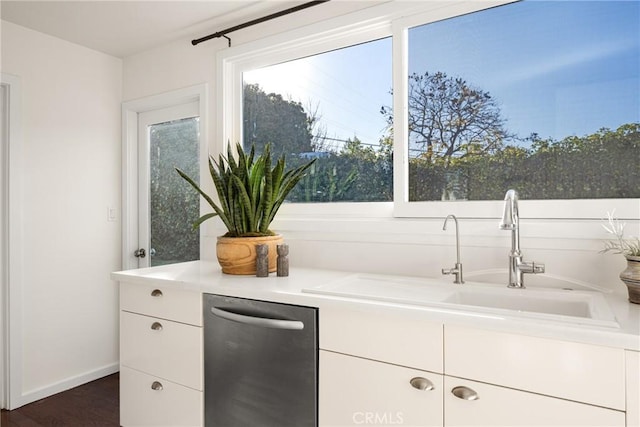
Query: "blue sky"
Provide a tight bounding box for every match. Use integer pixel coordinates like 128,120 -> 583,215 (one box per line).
411,0 -> 640,143
243,37 -> 392,150
244,0 -> 639,150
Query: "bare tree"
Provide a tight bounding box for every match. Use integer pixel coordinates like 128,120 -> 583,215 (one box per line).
382,71 -> 511,164
305,100 -> 330,153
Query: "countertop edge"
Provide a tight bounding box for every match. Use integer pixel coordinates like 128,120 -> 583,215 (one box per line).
112,261 -> 640,352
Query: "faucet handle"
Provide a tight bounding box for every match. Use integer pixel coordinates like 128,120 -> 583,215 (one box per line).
520,261 -> 545,275
532,262 -> 545,274
442,263 -> 464,284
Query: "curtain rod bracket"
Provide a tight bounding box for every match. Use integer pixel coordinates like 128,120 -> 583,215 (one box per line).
191,1 -> 329,47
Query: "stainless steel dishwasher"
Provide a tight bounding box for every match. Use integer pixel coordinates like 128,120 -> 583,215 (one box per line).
203,294 -> 318,427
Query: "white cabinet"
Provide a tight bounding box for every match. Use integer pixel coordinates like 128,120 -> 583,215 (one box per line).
120,311 -> 202,390
319,303 -> 443,373
444,324 -> 626,410
318,307 -> 628,427
120,280 -> 202,326
120,366 -> 203,427
114,272 -> 636,427
119,282 -> 203,427
444,325 -> 625,427
318,305 -> 444,426
319,350 -> 443,427
627,351 -> 640,427
444,377 -> 625,427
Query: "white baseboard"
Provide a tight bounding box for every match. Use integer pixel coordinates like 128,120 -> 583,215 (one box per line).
11,362 -> 119,410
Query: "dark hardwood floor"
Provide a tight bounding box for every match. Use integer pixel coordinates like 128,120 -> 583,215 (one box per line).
1,373 -> 119,427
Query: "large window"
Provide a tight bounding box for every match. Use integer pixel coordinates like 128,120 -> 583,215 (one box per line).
242,38 -> 393,202
405,1 -> 639,202
221,0 -> 639,218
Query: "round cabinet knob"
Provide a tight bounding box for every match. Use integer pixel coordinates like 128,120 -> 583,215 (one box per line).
451,386 -> 479,401
410,377 -> 435,391
151,322 -> 163,331
151,381 -> 163,391
151,289 -> 163,297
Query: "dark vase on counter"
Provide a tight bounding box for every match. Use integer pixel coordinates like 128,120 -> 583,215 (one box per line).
620,255 -> 640,304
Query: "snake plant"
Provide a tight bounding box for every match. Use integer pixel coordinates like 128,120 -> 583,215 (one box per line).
176,142 -> 315,237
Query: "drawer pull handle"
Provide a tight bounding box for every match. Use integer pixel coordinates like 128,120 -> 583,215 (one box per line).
151,289 -> 163,297
410,377 -> 434,391
151,381 -> 163,391
151,322 -> 163,331
452,386 -> 479,401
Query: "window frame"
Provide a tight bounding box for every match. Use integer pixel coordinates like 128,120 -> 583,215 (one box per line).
217,0 -> 640,221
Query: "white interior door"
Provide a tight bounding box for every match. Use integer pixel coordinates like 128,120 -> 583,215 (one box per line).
136,101 -> 201,268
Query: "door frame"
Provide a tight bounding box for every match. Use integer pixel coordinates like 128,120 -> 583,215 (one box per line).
137,102 -> 200,268
1,73 -> 24,410
121,84 -> 208,270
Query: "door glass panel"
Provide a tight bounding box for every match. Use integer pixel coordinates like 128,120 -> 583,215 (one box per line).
149,117 -> 200,266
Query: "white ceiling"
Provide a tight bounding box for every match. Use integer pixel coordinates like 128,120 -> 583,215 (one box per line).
0,1 -> 304,58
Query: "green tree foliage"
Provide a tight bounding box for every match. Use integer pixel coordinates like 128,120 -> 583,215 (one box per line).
243,79 -> 638,204
243,82 -> 393,202
291,158 -> 358,202
286,137 -> 393,202
339,137 -> 393,202
412,124 -> 640,201
243,83 -> 314,156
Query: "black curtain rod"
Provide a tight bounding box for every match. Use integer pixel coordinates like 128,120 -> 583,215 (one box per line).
191,1 -> 330,47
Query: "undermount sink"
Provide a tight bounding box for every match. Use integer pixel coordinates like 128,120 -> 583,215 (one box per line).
444,288 -> 594,318
302,274 -> 619,328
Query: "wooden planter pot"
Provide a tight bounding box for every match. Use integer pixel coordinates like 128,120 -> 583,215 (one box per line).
216,235 -> 284,275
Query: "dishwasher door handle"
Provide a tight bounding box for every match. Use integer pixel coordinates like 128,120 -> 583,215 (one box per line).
210,306 -> 305,330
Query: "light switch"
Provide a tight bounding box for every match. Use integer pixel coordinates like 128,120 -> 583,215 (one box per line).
107,207 -> 117,222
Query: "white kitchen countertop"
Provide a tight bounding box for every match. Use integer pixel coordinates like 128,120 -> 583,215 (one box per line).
112,260 -> 640,352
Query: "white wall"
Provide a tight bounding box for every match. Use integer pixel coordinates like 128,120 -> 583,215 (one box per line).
1,78 -> 7,409
1,21 -> 122,406
121,2 -> 638,298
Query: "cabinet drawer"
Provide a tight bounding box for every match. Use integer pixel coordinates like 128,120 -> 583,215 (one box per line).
627,351 -> 640,427
444,325 -> 625,410
319,304 -> 443,373
121,311 -> 203,390
444,376 -> 624,427
320,350 -> 443,427
120,366 -> 202,427
120,281 -> 202,326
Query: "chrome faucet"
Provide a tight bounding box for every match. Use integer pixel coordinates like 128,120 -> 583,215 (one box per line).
499,189 -> 545,288
442,214 -> 464,284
